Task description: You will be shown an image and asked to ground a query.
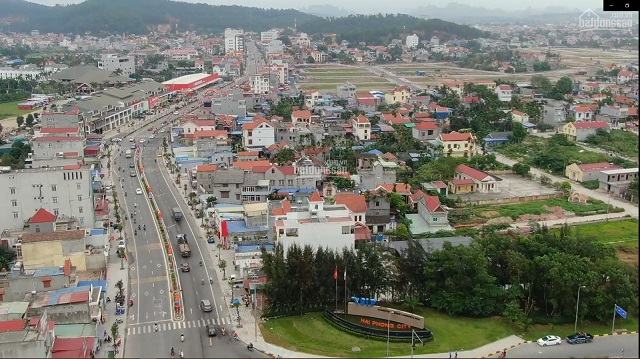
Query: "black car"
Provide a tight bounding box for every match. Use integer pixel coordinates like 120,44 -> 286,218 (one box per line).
129,163 -> 135,168
181,263 -> 190,272
566,332 -> 594,344
206,324 -> 217,337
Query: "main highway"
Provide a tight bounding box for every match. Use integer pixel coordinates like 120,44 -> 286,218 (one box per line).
121,42 -> 267,358
488,333 -> 638,358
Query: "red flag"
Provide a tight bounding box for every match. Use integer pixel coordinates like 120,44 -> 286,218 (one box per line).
333,266 -> 338,280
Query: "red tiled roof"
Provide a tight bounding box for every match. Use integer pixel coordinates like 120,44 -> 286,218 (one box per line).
357,97 -> 376,105
415,121 -> 438,130
576,162 -> 622,171
354,224 -> 371,240
334,193 -> 367,213
413,112 -> 433,119
440,131 -> 474,141
237,151 -> 259,156
272,199 -> 292,216
424,195 -> 445,212
450,178 -> 475,185
376,183 -> 411,194
52,337 -> 95,359
572,121 -> 608,129
232,160 -> 271,171
628,107 -> 638,116
354,114 -> 370,124
21,229 -> 86,243
292,110 -> 311,119
0,319 -> 26,332
512,110 -> 526,116
191,130 -> 228,138
308,190 -> 322,202
456,164 -> 492,181
498,84 -> 512,90
242,119 -> 271,130
410,190 -> 426,202
382,152 -> 396,160
431,180 -> 448,188
29,208 -> 57,224
196,164 -> 218,172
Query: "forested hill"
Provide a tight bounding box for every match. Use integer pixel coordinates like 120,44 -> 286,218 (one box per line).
299,14 -> 489,44
2,0 -> 488,42
2,0 -> 317,34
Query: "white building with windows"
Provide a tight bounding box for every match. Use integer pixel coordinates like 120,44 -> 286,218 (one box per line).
406,34 -> 419,48
272,191 -> 356,255
260,29 -> 279,43
97,54 -> 136,76
0,164 -> 95,230
242,117 -> 275,149
224,28 -> 245,53
250,74 -> 270,95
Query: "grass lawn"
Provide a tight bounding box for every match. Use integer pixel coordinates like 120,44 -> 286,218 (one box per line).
299,83 -> 396,90
260,310 -> 515,358
476,198 -> 619,220
261,309 -> 639,357
583,129 -> 639,158
550,219 -> 639,248
305,77 -> 384,83
0,100 -> 34,120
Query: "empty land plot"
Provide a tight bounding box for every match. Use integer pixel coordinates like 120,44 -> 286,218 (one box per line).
299,82 -> 395,91
529,47 -> 639,68
304,70 -> 371,77
304,76 -> 384,83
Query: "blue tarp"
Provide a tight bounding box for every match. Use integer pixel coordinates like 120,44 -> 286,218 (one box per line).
90,228 -> 107,235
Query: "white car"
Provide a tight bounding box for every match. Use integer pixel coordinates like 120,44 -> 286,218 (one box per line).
118,240 -> 126,249
149,135 -> 155,139
537,335 -> 562,346
139,139 -> 145,143
136,188 -> 143,195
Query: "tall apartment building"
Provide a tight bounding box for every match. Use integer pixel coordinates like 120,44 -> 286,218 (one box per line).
406,34 -> 419,48
260,29 -> 279,43
97,54 -> 136,76
224,28 -> 245,53
0,163 -> 95,230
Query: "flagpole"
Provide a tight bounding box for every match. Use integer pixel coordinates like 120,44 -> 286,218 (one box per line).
612,304 -> 617,333
335,269 -> 338,312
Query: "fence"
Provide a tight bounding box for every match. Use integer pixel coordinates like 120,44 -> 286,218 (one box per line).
454,193 -> 563,206
323,311 -> 433,342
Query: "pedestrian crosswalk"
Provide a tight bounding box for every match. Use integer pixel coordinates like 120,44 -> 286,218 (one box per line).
127,317 -> 230,336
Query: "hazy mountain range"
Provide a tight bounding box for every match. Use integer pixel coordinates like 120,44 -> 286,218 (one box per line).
297,3 -> 631,24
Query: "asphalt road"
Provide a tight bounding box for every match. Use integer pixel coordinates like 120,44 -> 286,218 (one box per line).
115,138 -> 172,327
121,92 -> 266,358
367,65 -> 424,91
489,334 -> 638,358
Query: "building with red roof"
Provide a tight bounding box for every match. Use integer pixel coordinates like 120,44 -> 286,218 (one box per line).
563,121 -> 610,141
431,131 -> 478,158
451,164 -> 502,193
565,162 -> 623,182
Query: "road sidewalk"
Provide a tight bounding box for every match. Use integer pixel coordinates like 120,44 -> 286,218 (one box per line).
157,156 -> 529,359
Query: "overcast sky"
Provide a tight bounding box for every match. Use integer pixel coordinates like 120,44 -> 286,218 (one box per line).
28,0 -> 602,13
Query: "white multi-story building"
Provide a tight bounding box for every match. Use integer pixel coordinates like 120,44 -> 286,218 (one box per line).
351,114 -> 371,141
260,29 -> 279,43
250,74 -> 270,95
0,65 -> 43,80
242,117 -> 275,149
0,163 -> 95,230
336,82 -> 357,99
162,49 -> 199,61
224,28 -> 244,53
97,54 -> 136,76
272,192 -> 356,255
406,34 -> 419,48
268,59 -> 289,84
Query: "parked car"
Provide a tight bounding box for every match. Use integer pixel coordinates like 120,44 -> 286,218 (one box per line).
207,237 -> 215,244
566,332 -> 593,344
537,335 -> 562,346
129,163 -> 135,168
130,172 -> 136,177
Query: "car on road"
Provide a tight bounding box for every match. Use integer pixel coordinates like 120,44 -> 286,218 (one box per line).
130,172 -> 136,177
173,111 -> 179,115
180,263 -> 190,272
200,299 -> 213,312
129,138 -> 134,142
129,163 -> 135,168
566,332 -> 594,344
135,188 -> 143,195
130,144 -> 136,149
149,135 -> 155,139
207,237 -> 215,243
139,139 -> 145,143
537,335 -> 562,346
160,129 -> 166,133
205,324 -> 217,337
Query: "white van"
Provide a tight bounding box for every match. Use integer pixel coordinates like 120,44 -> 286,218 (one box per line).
125,150 -> 132,158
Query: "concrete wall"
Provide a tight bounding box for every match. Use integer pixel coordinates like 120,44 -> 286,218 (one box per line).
85,253 -> 107,271
29,302 -> 90,324
3,274 -> 71,302
22,239 -> 88,272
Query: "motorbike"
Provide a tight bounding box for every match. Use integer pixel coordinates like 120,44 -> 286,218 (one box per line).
209,278 -> 213,284
106,297 -> 111,303
116,318 -> 123,324
134,230 -> 137,236
129,300 -> 134,307
170,348 -> 174,357
247,343 -> 254,351
180,334 -> 184,342
221,327 -> 226,336
201,279 -> 205,285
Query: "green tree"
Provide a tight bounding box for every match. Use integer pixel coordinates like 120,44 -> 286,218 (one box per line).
206,196 -> 217,208
25,113 -> 35,127
273,148 -> 296,164
306,56 -> 315,64
0,246 -> 17,271
110,322 -> 119,343
554,76 -> 574,95
512,162 -> 530,175
16,116 -> 24,128
509,122 -> 528,143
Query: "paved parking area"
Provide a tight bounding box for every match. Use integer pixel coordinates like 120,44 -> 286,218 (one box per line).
449,174 -> 560,202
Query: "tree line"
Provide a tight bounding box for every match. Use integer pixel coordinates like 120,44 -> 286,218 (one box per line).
260,224 -> 638,329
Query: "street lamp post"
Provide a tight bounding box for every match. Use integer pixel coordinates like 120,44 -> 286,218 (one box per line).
410,329 -> 424,359
386,310 -> 394,359
574,285 -> 586,333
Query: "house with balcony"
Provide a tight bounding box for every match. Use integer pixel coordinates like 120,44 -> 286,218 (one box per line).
334,193 -> 367,226
449,164 -> 502,194
351,114 -> 371,141
242,118 -> 275,150
356,153 -> 398,190
291,110 -> 313,126
428,131 -> 477,158
384,86 -> 411,104
511,110 -> 530,123
569,105 -> 595,121
181,119 -> 217,134
562,121 -> 609,141
494,84 -> 513,102
542,100 -> 567,126
336,82 -> 357,99
304,90 -> 322,107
